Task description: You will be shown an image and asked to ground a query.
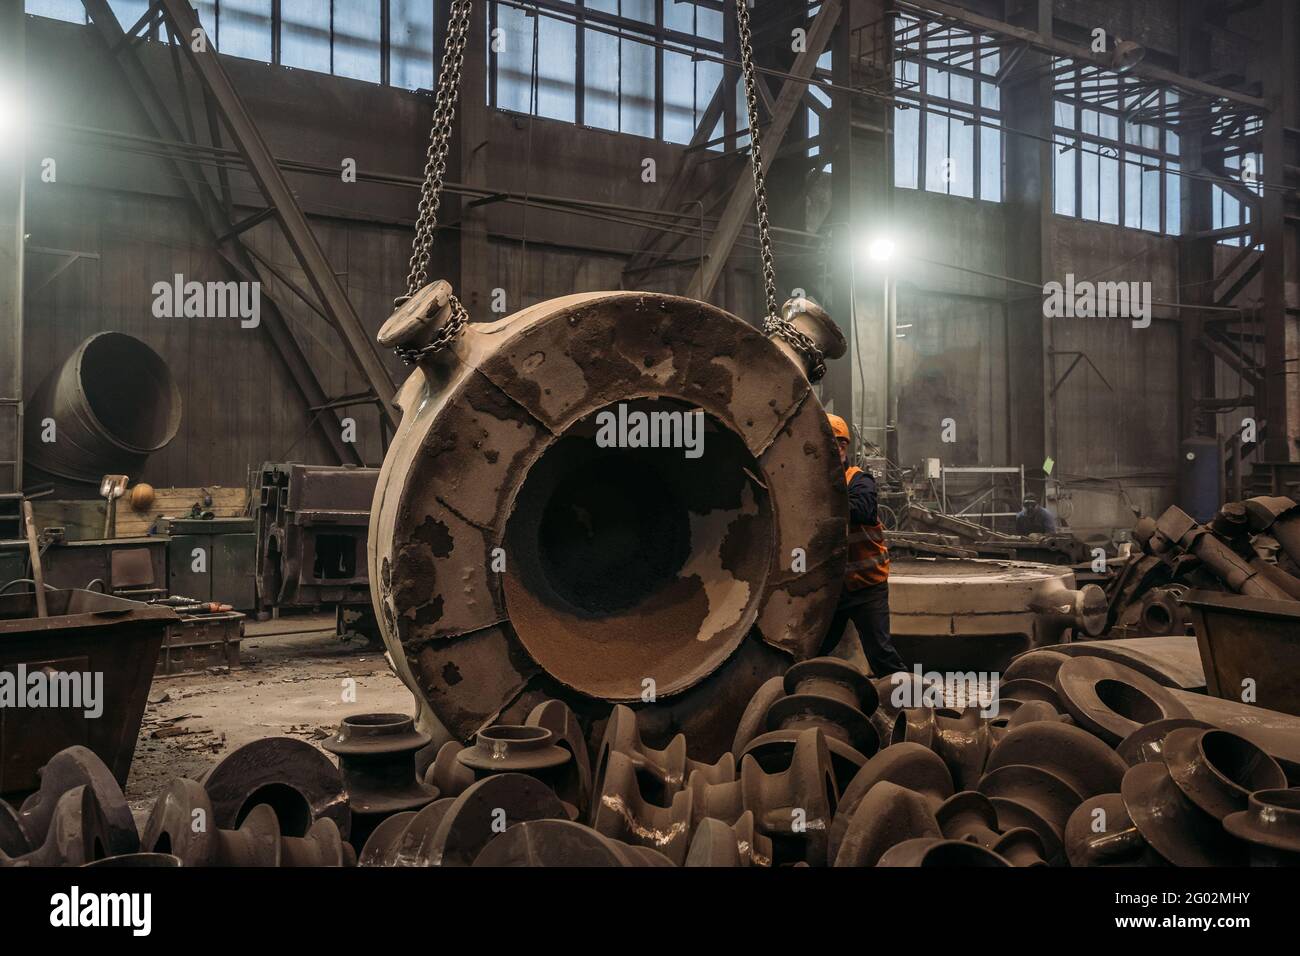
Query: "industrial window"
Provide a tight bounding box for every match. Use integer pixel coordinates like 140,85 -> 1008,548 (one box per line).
1052,64 -> 1181,235
892,15 -> 1004,202
487,0 -> 729,146
1212,116 -> 1264,248
25,0 -> 437,92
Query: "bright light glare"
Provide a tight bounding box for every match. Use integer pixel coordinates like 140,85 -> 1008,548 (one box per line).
866,237 -> 897,263
0,89 -> 23,137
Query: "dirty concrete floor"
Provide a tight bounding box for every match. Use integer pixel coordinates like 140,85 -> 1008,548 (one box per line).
125,612 -> 414,813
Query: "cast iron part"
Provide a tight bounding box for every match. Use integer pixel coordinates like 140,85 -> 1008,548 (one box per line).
1,785 -> 123,867
1120,761 -> 1245,866
983,722 -> 1127,798
877,837 -> 1012,867
834,781 -> 942,867
1161,727 -> 1286,820
200,736 -> 350,840
684,811 -> 772,867
1064,793 -> 1163,867
424,741 -> 475,798
324,713 -> 439,848
591,704 -> 689,811
474,819 -> 673,867
1223,789 -> 1300,865
591,749 -> 694,865
977,763 -> 1085,865
1115,717 -> 1215,767
421,772 -> 568,867
456,725 -> 573,806
141,779 -> 353,867
763,657 -> 880,757
829,743 -> 954,865
739,727 -> 838,866
526,699 -> 593,816
356,797 -> 458,867
15,745 -> 137,856
1053,657 -> 1192,745
895,707 -> 991,792
368,291 -> 848,761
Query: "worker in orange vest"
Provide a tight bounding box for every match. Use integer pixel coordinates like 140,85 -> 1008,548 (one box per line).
820,413 -> 906,676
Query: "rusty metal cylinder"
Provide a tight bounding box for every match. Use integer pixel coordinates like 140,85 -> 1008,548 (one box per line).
24,332 -> 182,483
369,292 -> 847,760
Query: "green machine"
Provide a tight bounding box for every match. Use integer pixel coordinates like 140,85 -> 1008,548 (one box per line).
162,516 -> 257,610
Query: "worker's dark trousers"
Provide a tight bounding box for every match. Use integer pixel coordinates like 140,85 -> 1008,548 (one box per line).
819,581 -> 906,677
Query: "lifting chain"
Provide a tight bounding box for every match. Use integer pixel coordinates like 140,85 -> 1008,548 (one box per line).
732,0 -> 826,382
393,0 -> 474,362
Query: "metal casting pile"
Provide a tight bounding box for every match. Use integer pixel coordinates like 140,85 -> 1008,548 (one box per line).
3,652 -> 1297,867
1107,497 -> 1300,635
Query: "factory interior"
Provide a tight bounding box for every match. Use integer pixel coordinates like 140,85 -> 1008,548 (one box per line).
0,0 -> 1298,924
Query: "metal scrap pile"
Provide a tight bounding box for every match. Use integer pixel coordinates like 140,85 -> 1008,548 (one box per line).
4,651 -> 1297,867
1106,496 -> 1300,635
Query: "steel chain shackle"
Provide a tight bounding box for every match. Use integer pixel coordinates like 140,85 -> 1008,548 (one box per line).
732,0 -> 826,382
394,0 -> 474,362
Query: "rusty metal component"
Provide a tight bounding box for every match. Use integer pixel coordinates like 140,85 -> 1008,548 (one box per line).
141,779 -> 352,867
200,736 -> 349,840
896,707 -> 991,791
591,705 -> 688,811
591,750 -> 693,865
983,722 -> 1127,798
741,729 -> 866,797
1180,590 -> 1300,717
684,811 -> 772,867
764,657 -> 880,757
1002,649 -> 1071,685
1115,717 -> 1214,766
991,827 -> 1048,867
989,700 -> 1066,747
355,797 -> 457,867
834,781 -> 942,867
24,332 -> 182,484
369,292 -> 847,759
935,791 -> 1002,847
82,853 -> 182,867
424,741 -> 475,798
419,773 -> 567,867
977,764 -> 1085,864
686,768 -> 745,829
733,676 -> 786,754
324,713 -> 438,848
0,591 -> 177,797
526,699 -> 592,816
1224,789 -> 1300,865
474,818 -> 673,867
1120,761 -> 1245,866
15,746 -> 137,855
1243,496 -> 1300,565
1,785 -> 122,867
877,837 -> 1012,867
1161,727 -> 1286,821
739,727 -> 838,866
1135,586 -> 1192,635
1053,658 -> 1192,745
1064,793 -> 1163,867
997,679 -> 1062,709
828,743 -> 953,864
0,799 -> 28,856
1150,506 -> 1291,599
254,463 -> 378,613
456,725 -> 572,802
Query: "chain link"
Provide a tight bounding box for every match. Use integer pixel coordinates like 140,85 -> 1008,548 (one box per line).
400,0 -> 474,309
732,0 -> 826,382
393,296 -> 471,365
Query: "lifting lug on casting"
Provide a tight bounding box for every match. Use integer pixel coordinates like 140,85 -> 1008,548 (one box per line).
378,279 -> 471,364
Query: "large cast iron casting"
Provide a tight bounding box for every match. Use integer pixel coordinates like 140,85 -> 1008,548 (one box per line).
369,292 -> 847,759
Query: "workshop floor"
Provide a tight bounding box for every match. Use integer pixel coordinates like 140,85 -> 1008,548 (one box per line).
124,612 -> 415,812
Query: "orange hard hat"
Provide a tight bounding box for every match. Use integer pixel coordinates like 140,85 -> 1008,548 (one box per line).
827,414 -> 850,441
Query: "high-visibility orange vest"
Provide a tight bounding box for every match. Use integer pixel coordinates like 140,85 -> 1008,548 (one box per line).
844,465 -> 890,589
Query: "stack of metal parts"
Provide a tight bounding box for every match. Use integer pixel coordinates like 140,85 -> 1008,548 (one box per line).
1107,496 -> 1300,636
6,646 -> 1297,867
